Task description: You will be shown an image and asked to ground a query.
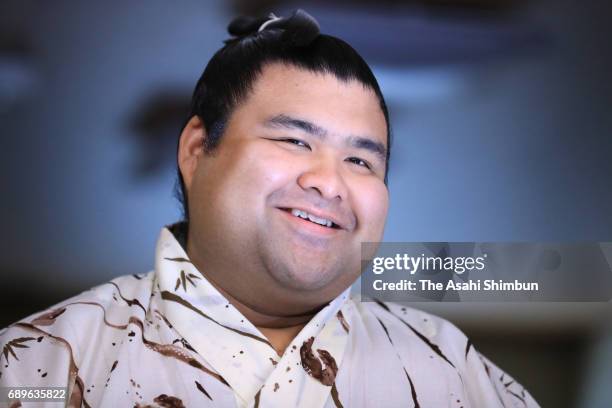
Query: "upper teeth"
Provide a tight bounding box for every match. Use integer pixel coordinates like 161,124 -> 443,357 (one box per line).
290,209 -> 334,228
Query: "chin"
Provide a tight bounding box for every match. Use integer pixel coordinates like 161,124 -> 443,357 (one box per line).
272,263 -> 342,292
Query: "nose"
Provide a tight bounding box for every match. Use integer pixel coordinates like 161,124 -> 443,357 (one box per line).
297,156 -> 349,201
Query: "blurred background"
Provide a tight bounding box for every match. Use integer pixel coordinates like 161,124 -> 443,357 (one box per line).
1,0 -> 611,406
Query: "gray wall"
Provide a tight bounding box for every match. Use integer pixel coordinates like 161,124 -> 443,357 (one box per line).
1,1 -> 611,406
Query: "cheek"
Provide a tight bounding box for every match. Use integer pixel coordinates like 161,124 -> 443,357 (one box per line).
252,150 -> 300,188
351,178 -> 389,237
219,140 -> 300,201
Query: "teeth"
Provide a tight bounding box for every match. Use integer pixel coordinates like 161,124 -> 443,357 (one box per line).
290,209 -> 333,228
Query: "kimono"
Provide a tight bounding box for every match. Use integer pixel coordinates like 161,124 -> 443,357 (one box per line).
0,225 -> 539,407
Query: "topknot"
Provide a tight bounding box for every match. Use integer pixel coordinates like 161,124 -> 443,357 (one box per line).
226,9 -> 320,47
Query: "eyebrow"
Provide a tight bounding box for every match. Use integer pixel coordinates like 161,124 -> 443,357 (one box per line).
264,114 -> 387,162
265,114 -> 327,138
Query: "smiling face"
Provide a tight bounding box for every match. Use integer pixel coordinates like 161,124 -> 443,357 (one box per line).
179,63 -> 389,315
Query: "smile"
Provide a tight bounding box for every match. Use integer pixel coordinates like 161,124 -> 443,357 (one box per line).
277,207 -> 344,236
289,208 -> 338,229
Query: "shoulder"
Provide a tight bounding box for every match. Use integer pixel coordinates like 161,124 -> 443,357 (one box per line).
350,300 -> 540,407
351,299 -> 472,367
356,300 -> 468,344
5,271 -> 155,332
0,271 -> 155,387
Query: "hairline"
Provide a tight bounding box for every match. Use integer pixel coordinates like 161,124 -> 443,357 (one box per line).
206,60 -> 390,149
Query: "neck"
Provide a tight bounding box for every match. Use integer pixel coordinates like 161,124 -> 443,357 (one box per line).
214,276 -> 319,327
181,226 -> 325,354
196,264 -> 321,355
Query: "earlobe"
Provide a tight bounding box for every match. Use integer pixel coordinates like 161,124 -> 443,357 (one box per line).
178,115 -> 206,190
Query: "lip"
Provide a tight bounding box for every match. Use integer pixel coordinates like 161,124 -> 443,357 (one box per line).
277,208 -> 344,237
277,206 -> 347,230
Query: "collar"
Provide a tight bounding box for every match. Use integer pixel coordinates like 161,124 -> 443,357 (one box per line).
154,224 -> 352,407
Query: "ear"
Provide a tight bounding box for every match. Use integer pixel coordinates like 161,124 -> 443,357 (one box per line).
178,115 -> 206,191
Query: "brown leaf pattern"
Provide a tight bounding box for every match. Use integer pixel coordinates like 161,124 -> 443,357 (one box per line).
336,310 -> 349,333
1,337 -> 35,365
30,308 -> 66,326
0,225 -> 540,407
299,337 -> 338,386
174,270 -> 201,292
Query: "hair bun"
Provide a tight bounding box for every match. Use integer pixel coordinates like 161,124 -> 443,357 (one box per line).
227,16 -> 269,37
226,9 -> 320,47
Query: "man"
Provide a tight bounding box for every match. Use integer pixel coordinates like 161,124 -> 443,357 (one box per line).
0,10 -> 538,408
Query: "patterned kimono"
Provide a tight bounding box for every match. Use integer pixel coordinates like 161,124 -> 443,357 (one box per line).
0,225 -> 539,407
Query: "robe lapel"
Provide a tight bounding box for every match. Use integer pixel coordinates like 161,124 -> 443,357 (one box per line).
154,227 -> 351,408
256,289 -> 351,408
155,228 -> 278,406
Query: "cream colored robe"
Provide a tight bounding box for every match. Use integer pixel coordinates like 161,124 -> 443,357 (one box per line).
0,226 -> 539,407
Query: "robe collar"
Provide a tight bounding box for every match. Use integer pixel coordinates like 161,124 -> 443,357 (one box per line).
155,225 -> 352,407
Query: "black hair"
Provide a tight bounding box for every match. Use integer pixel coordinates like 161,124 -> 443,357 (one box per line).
176,10 -> 391,221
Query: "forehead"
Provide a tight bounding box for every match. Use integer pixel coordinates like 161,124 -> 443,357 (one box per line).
235,63 -> 388,147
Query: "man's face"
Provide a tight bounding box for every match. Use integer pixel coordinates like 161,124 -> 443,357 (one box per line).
183,63 -> 388,313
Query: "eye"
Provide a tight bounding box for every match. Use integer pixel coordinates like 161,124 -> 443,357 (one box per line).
346,157 -> 371,169
281,138 -> 311,150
